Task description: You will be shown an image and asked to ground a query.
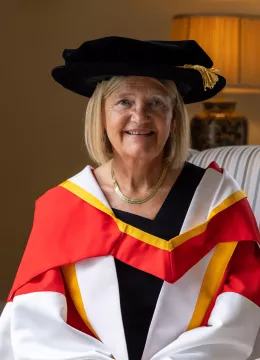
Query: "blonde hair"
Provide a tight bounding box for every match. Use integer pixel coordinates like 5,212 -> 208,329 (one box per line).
84,76 -> 190,169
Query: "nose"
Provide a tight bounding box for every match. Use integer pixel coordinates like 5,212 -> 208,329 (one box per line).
132,102 -> 149,124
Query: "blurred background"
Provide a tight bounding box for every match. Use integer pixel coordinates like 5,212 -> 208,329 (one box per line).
1,0 -> 260,304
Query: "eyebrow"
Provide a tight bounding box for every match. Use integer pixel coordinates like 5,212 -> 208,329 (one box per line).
113,92 -> 169,98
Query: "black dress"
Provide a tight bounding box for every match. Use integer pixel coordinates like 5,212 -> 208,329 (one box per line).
112,162 -> 205,360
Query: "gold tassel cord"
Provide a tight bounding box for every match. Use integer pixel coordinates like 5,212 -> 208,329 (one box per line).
177,65 -> 219,91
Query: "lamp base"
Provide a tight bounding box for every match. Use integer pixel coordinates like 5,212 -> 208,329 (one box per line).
190,99 -> 248,151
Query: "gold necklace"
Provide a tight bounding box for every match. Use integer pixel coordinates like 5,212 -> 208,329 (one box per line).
111,160 -> 168,204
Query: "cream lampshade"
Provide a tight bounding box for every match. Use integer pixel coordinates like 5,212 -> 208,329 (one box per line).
171,15 -> 260,93
171,15 -> 260,149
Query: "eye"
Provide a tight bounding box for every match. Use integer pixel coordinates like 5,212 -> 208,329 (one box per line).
118,99 -> 131,106
150,98 -> 165,106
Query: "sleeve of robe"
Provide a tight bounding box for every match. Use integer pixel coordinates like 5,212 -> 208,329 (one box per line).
0,266 -> 114,360
151,240 -> 260,360
0,194 -> 114,360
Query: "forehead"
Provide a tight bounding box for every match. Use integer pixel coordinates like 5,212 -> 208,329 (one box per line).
111,76 -> 169,96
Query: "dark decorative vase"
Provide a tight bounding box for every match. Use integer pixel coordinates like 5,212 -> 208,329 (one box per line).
190,99 -> 248,151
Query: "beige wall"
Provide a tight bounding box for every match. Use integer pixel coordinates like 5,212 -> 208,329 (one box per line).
1,0 -> 260,300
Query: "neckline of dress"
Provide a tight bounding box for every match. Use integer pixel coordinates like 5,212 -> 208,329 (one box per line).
111,162 -> 188,222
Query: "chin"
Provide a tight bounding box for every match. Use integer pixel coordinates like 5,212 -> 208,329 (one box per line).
117,141 -> 162,161
123,148 -> 158,161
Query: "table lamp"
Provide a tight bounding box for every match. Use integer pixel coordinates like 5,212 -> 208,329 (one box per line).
171,14 -> 260,150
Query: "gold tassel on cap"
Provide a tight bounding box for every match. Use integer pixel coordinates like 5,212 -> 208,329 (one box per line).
177,65 -> 219,91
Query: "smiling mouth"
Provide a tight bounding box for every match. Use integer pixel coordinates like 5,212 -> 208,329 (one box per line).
125,131 -> 154,136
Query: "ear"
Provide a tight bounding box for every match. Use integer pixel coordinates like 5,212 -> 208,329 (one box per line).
101,101 -> 106,128
171,115 -> 176,133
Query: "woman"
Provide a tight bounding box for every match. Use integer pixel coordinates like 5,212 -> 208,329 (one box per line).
0,36 -> 259,360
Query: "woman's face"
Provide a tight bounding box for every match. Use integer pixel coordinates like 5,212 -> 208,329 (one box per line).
103,76 -> 175,162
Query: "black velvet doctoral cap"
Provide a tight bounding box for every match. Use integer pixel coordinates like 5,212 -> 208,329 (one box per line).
51,36 -> 226,104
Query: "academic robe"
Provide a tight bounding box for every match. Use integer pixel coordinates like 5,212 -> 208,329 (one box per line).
0,161 -> 259,360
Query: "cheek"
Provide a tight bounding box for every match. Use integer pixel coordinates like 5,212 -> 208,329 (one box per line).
105,113 -> 129,141
105,109 -> 121,129
156,112 -> 173,137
